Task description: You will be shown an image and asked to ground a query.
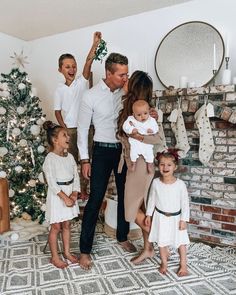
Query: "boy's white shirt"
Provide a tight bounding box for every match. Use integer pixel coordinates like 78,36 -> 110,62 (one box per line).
54,75 -> 88,128
123,115 -> 159,135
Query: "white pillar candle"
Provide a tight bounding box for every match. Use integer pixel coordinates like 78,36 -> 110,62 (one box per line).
179,76 -> 188,88
225,34 -> 230,57
222,69 -> 231,85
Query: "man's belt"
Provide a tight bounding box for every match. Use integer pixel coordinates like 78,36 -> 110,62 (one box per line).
94,141 -> 121,149
155,207 -> 181,217
56,178 -> 74,185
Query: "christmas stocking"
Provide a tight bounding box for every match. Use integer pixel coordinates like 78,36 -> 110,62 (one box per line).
168,108 -> 190,158
194,103 -> 215,165
154,109 -> 167,155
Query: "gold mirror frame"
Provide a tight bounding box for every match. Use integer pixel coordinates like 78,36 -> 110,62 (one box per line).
154,21 -> 225,89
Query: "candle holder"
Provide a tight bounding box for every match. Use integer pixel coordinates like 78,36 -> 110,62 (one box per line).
212,70 -> 217,86
225,56 -> 230,69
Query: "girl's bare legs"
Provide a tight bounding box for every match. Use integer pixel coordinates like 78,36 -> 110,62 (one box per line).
49,223 -> 68,268
159,246 -> 169,274
131,208 -> 155,264
177,245 -> 188,276
62,220 -> 78,264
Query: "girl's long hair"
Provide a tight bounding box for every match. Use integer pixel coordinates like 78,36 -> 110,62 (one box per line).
117,70 -> 153,138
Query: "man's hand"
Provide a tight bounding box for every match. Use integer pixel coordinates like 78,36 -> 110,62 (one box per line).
82,163 -> 91,180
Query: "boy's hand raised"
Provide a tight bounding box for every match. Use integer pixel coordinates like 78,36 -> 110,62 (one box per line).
93,32 -> 102,47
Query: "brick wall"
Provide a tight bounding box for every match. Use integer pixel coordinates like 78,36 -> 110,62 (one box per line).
107,85 -> 236,247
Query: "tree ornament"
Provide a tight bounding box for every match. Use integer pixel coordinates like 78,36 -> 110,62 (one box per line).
9,189 -> 15,198
0,107 -> 6,115
15,166 -> 23,173
36,118 -> 44,126
94,39 -> 108,61
0,171 -> 7,178
19,139 -> 27,147
0,147 -> 8,157
28,179 -> 36,187
37,145 -> 45,153
12,128 -> 21,136
17,106 -> 25,114
30,125 -> 40,136
18,83 -> 26,90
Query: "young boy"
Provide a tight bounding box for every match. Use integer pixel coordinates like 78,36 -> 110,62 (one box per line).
123,99 -> 159,173
54,32 -> 102,200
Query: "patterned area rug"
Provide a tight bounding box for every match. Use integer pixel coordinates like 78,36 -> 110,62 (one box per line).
0,221 -> 236,295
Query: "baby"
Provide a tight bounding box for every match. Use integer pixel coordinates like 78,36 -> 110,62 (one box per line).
123,100 -> 158,173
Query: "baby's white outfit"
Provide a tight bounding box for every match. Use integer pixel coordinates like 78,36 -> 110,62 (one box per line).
43,152 -> 80,224
123,115 -> 159,163
146,178 -> 190,248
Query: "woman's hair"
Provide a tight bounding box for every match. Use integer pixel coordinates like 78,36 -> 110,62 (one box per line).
43,121 -> 63,150
156,149 -> 180,165
117,70 -> 153,138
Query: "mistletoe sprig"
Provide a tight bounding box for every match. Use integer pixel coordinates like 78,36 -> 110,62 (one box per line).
94,39 -> 108,62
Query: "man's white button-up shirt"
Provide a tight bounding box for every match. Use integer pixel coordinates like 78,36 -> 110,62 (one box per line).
77,79 -> 124,159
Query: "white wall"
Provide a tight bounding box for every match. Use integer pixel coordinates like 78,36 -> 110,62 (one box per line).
0,33 -> 27,73
1,0 -> 236,120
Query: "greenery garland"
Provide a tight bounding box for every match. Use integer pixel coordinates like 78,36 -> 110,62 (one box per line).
94,39 -> 108,61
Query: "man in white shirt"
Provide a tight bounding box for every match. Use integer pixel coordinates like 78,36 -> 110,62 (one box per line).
78,53 -> 136,269
54,32 -> 101,199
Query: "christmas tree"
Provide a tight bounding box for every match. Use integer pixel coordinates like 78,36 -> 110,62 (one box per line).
0,62 -> 47,223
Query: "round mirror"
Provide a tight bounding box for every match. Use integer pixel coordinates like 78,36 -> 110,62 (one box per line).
154,21 -> 225,89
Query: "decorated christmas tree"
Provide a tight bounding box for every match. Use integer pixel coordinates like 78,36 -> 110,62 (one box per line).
0,56 -> 47,223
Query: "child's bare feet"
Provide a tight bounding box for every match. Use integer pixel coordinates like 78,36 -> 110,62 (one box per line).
177,265 -> 188,276
159,262 -> 168,274
147,163 -> 154,174
79,253 -> 92,270
63,253 -> 79,264
131,248 -> 155,264
50,258 -> 68,269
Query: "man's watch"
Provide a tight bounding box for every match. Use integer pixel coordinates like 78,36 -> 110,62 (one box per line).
80,159 -> 90,164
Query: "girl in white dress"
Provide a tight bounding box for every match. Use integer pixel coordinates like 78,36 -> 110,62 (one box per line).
145,150 -> 189,276
43,121 -> 80,269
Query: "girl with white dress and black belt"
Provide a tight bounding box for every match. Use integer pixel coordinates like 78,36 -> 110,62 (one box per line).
43,121 -> 80,268
145,149 -> 190,276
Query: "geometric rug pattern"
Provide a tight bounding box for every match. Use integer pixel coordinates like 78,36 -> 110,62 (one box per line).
0,221 -> 236,295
